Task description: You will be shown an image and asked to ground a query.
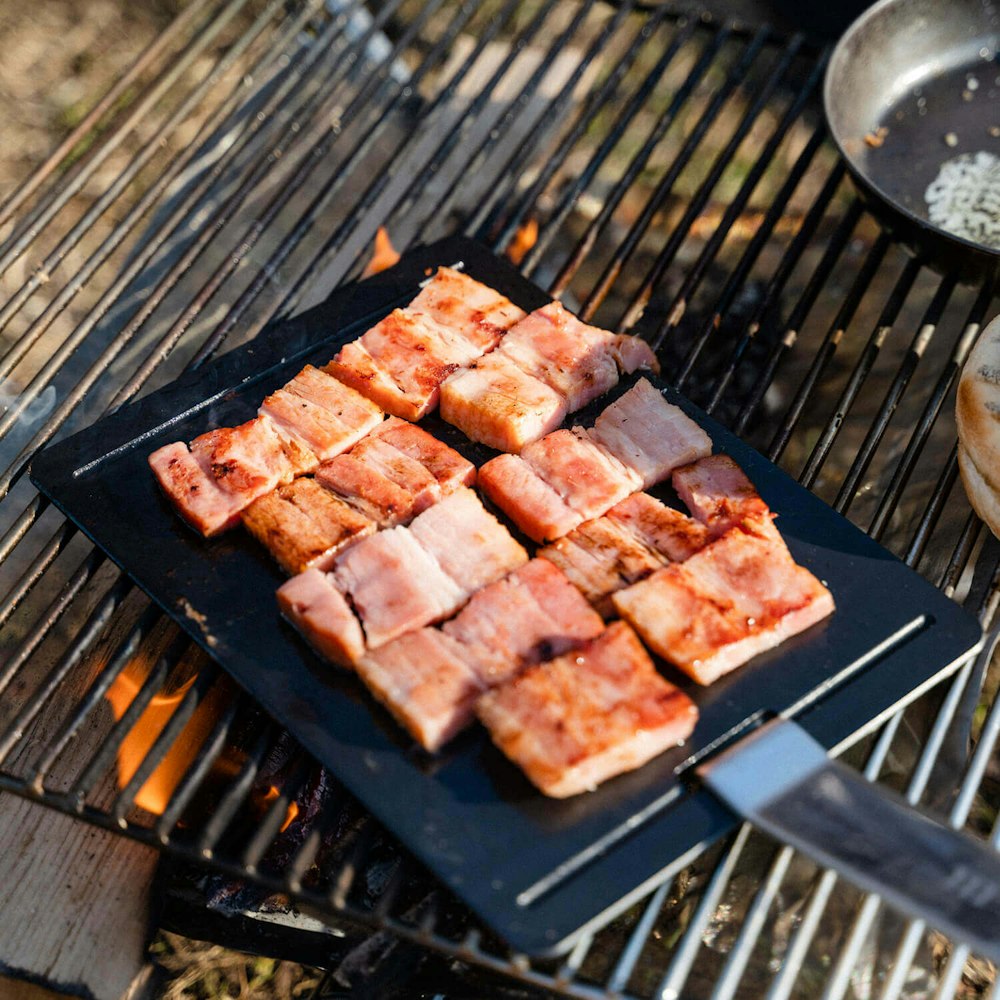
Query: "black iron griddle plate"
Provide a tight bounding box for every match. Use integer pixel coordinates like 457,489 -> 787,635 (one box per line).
30,237 -> 981,955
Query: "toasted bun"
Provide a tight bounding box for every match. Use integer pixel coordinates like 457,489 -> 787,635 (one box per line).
957,314 -> 1000,537
959,446 -> 1000,539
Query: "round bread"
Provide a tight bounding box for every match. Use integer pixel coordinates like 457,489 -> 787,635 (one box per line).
957,314 -> 1000,536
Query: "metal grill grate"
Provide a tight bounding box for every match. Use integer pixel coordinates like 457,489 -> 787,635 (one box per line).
2,1 -> 999,996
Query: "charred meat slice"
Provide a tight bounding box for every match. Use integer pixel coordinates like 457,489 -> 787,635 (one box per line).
355,628 -> 485,751
148,441 -> 244,537
591,379 -> 712,488
672,453 -> 770,537
613,518 -> 835,684
476,621 -> 698,798
350,435 -> 441,515
333,527 -> 466,649
440,351 -> 567,453
497,301 -> 656,411
606,492 -> 710,561
370,416 -> 476,492
408,266 -> 526,352
276,567 -> 366,668
443,558 -> 604,687
242,477 -> 375,575
539,516 -> 664,616
325,309 -> 479,421
315,453 -> 417,528
478,453 -> 582,542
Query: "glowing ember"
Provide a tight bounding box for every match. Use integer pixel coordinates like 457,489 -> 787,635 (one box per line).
505,217 -> 538,265
362,226 -> 401,278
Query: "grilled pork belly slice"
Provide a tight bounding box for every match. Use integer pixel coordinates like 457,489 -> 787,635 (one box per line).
606,493 -> 710,561
408,266 -> 526,352
443,558 -> 604,686
326,309 -> 481,421
355,628 -> 486,752
521,428 -> 640,521
672,454 -> 770,537
476,621 -> 698,798
350,436 -> 441,515
148,441 -> 244,536
539,516 -> 664,616
242,477 -> 374,574
277,567 -> 366,667
370,417 -> 476,492
440,351 -> 567,453
613,518 -> 835,685
591,379 -> 712,488
260,365 -> 382,463
409,488 -> 528,595
497,302 -> 657,411
315,453 -> 418,527
478,453 -> 582,542
334,526 -> 466,649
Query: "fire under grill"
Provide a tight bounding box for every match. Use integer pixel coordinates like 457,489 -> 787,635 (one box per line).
3,0 -> 1000,996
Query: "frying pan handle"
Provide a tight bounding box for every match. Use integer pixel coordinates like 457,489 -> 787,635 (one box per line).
699,717 -> 1000,961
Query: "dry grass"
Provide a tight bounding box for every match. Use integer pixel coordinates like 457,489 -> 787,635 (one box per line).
152,932 -> 324,1000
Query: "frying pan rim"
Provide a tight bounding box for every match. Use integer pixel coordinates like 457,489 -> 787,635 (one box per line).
822,0 -> 1000,265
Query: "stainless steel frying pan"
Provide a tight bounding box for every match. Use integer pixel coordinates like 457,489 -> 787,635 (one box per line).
824,0 -> 1000,278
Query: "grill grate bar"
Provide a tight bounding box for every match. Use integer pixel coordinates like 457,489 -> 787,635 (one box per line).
655,827 -> 753,1000
154,697 -> 241,843
480,8 -> 687,253
66,629 -> 185,808
708,156 -> 845,417
241,758 -> 314,873
0,0 -> 257,280
833,274 -> 958,517
766,230 -> 891,463
275,0 -> 526,317
873,280 -> 996,540
414,0 -> 627,247
638,38 -> 817,350
0,0 -> 304,345
0,0 -> 336,377
111,665 -> 222,823
798,256 -> 924,491
543,27 -> 731,292
0,0 -> 214,229
577,28 -> 772,320
195,720 -> 277,858
114,0 -> 439,396
605,879 -> 672,994
178,0 -> 486,365
733,192 -> 862,436
23,599 -> 161,789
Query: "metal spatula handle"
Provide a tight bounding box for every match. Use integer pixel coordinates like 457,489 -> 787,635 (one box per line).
699,718 -> 1000,962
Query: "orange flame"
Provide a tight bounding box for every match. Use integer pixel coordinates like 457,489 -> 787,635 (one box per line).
362,226 -> 401,278
505,218 -> 538,265
106,658 -> 231,815
258,785 -> 301,833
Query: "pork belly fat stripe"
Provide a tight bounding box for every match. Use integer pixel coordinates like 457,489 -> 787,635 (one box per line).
277,489 -> 528,666
356,558 -> 603,751
440,303 -> 658,452
476,621 -> 698,799
479,379 -> 712,542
